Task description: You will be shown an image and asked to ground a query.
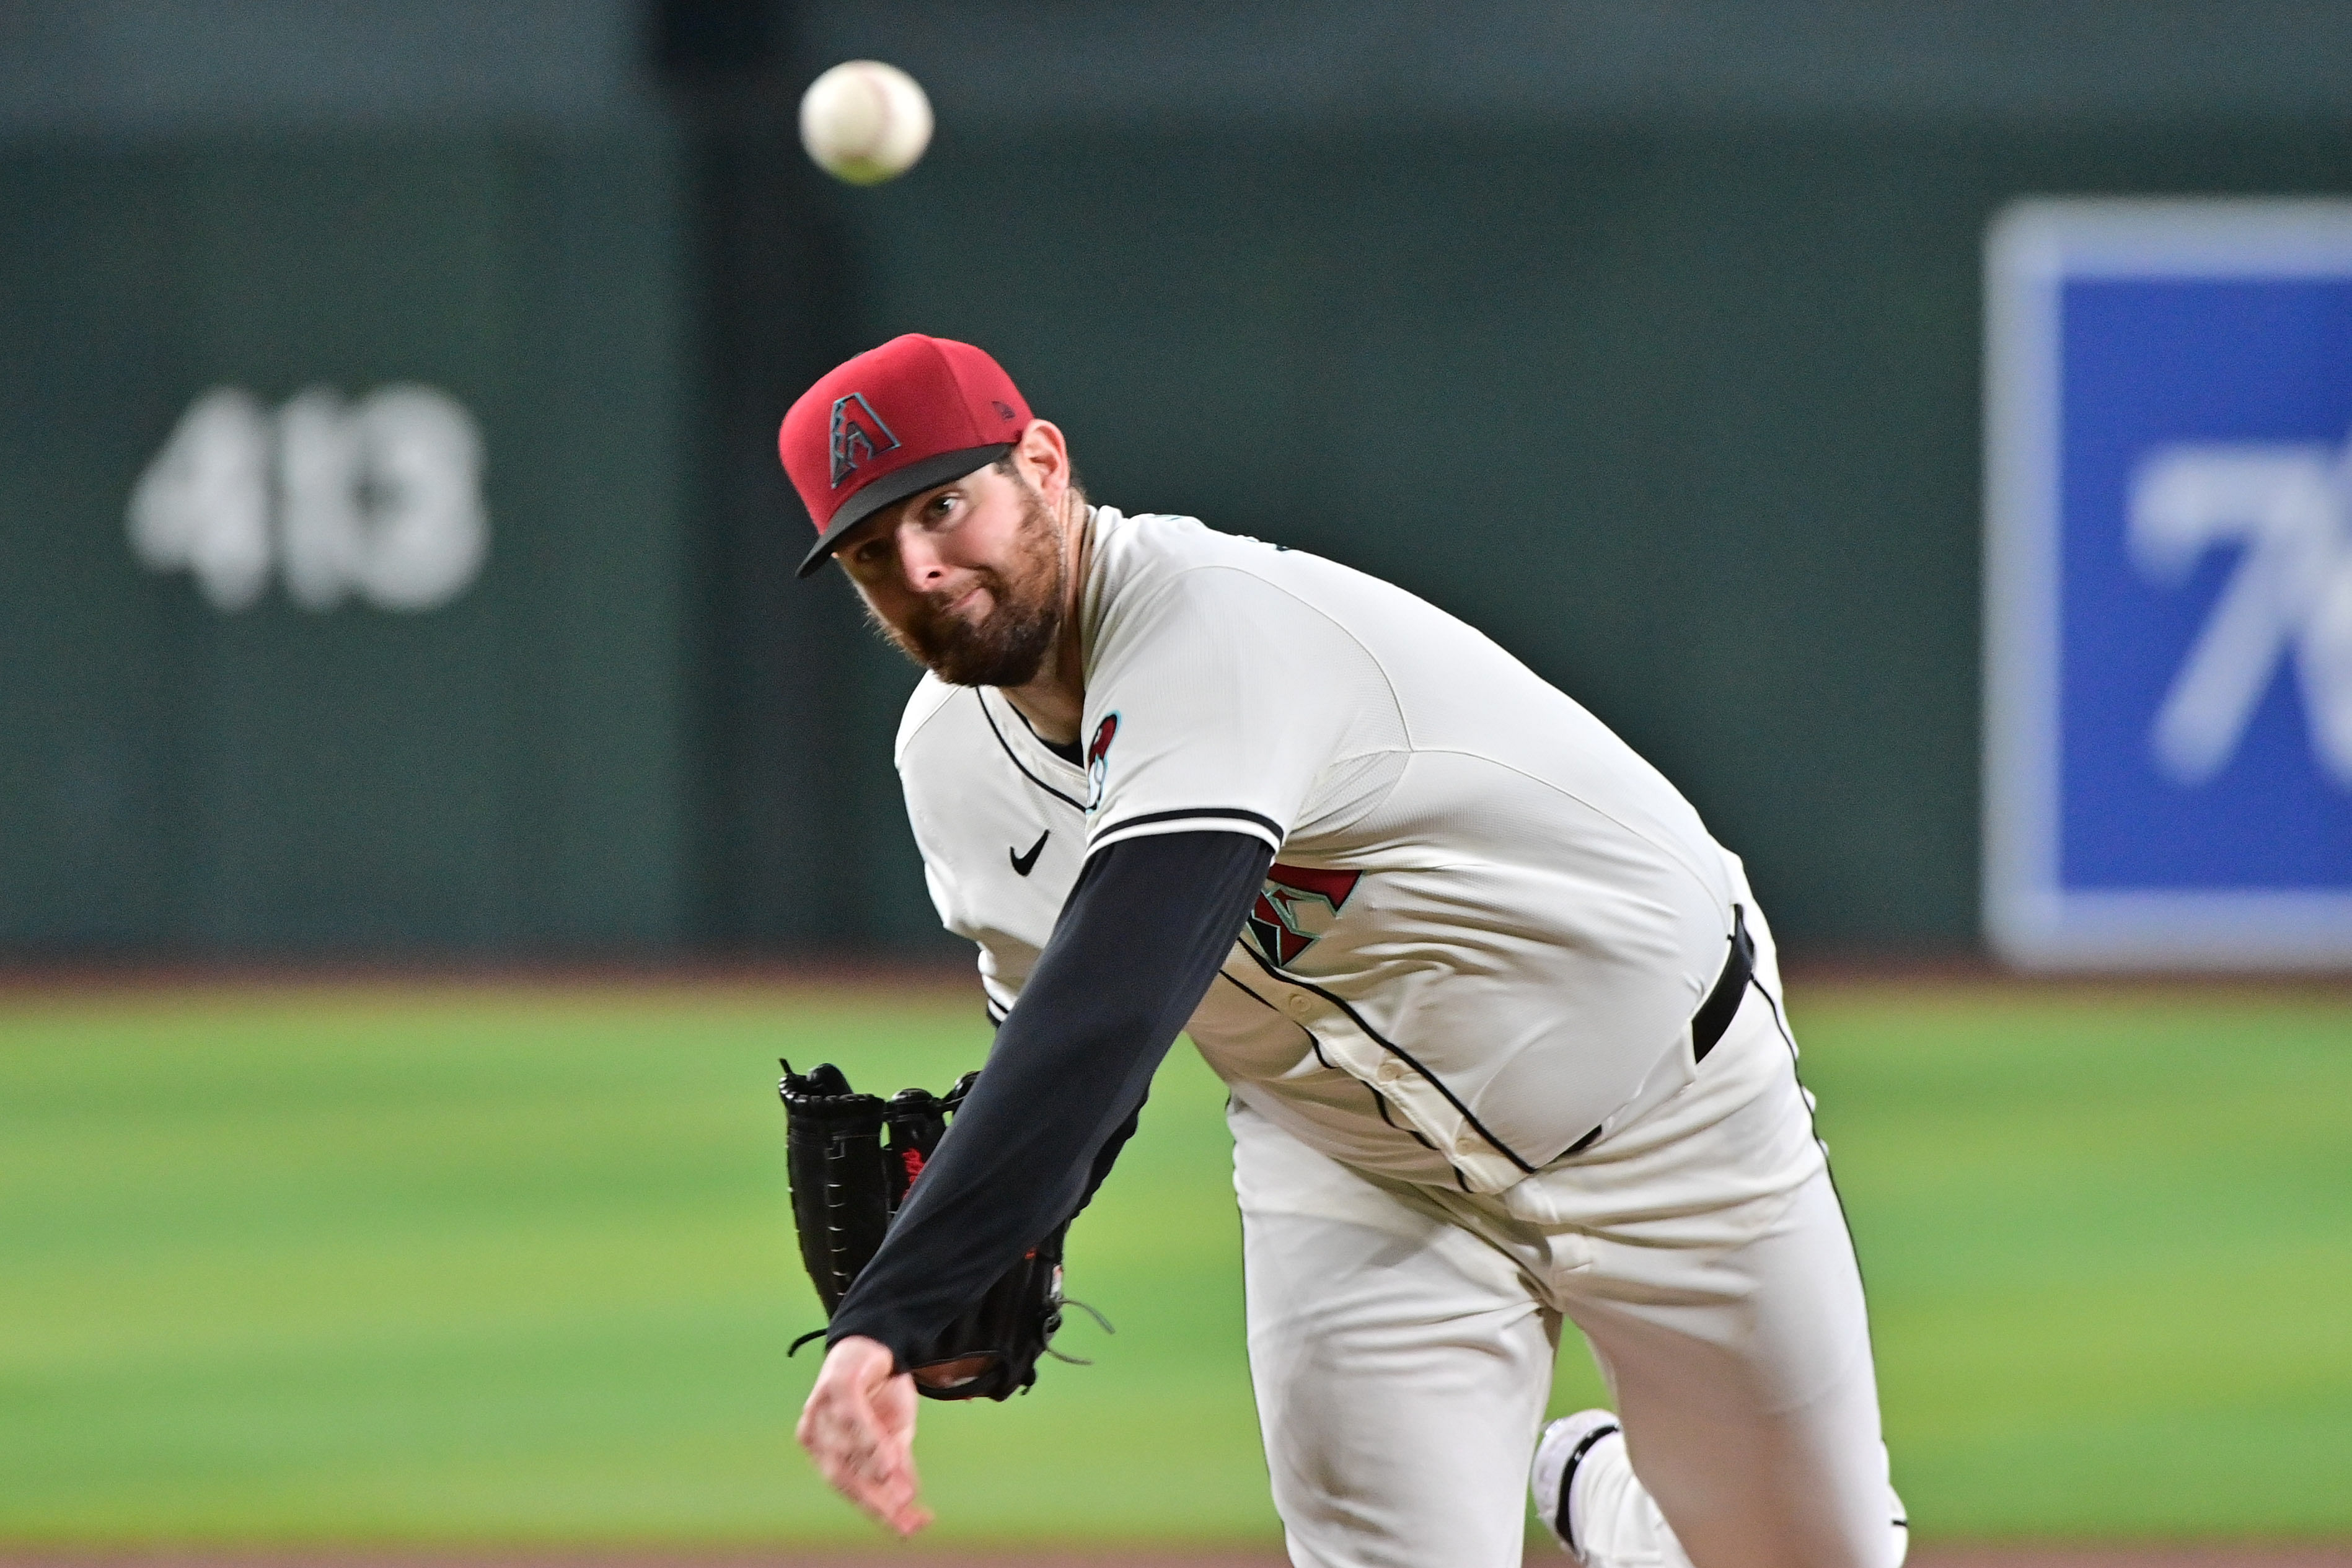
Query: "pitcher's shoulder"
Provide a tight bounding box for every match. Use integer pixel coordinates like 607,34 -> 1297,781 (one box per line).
1093,506 -> 1298,588
894,672 -> 974,766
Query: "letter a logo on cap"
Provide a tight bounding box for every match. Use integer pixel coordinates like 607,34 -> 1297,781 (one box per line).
829,394 -> 900,487
780,335 -> 1033,577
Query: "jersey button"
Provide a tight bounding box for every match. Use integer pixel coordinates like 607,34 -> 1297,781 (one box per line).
1454,1127 -> 1486,1153
1285,992 -> 1314,1015
1375,1059 -> 1407,1083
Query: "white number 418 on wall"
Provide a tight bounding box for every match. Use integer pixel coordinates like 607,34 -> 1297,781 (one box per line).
128,384 -> 488,614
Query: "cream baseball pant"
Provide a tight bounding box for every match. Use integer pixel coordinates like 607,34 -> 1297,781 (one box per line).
1232,1090 -> 1902,1568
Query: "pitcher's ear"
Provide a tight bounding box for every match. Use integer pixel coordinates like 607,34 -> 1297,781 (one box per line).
1011,418 -> 1071,495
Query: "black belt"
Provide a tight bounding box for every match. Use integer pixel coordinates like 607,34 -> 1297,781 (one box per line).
1558,907 -> 1758,1162
1691,904 -> 1756,1064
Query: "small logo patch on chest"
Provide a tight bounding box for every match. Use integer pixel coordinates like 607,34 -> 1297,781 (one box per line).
1243,863 -> 1361,966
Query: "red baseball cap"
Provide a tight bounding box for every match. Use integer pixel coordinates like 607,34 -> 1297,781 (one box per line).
778,333 -> 1033,577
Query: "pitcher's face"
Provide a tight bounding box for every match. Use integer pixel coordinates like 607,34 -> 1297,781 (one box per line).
836,458 -> 1068,688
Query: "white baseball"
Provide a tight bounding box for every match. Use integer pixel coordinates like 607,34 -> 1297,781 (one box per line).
799,61 -> 934,186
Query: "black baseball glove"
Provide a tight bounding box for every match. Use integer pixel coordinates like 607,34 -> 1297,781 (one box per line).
778,1059 -> 1098,1401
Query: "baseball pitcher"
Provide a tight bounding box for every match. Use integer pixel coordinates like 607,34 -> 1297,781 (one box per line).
776,334 -> 1906,1568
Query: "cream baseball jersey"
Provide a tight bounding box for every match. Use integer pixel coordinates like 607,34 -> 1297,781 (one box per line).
899,507 -> 1807,1201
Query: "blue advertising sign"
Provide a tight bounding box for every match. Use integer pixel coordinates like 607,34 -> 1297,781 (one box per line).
1986,200 -> 2352,967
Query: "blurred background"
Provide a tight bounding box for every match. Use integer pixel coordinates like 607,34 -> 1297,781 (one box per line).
2,1 -> 2348,1558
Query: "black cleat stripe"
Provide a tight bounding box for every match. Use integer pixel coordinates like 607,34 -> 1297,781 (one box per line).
1556,1420 -> 1621,1553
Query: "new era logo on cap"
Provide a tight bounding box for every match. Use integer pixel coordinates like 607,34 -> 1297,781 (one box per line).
779,334 -> 1035,578
829,394 -> 899,487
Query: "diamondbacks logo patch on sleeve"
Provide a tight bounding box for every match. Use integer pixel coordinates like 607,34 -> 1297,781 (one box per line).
1081,712 -> 1119,813
1243,863 -> 1361,966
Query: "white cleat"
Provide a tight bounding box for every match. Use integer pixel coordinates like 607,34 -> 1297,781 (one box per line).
1534,1407 -> 1909,1568
1530,1408 -> 1623,1561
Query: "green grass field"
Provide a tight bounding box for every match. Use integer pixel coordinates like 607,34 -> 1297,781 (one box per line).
1,979 -> 2346,1546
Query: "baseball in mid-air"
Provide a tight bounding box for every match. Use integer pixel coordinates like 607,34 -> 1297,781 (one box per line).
799,61 -> 933,186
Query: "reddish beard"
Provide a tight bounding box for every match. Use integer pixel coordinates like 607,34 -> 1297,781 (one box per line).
874,480 -> 1067,687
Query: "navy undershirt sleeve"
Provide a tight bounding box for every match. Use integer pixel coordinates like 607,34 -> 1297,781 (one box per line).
825,829 -> 1274,1367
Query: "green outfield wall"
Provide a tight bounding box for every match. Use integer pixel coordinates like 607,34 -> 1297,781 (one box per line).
0,131 -> 689,952
4,1 -> 2350,956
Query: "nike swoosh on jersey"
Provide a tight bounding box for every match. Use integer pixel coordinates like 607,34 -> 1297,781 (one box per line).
1010,829 -> 1050,876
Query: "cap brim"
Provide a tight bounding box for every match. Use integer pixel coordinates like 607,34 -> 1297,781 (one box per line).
795,444 -> 1016,578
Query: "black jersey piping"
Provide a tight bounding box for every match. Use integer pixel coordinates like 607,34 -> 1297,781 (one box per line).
1215,971 -> 1334,1070
1368,1083 -> 1438,1150
1217,964 -> 1453,1169
972,690 -> 1086,814
1220,966 -> 1444,1161
1755,964 -> 1878,1300
1216,969 -> 1281,1013
1008,698 -> 1085,767
1091,805 -> 1284,843
1232,941 -> 1539,1176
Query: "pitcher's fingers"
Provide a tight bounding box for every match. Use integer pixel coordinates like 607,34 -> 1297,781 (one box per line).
863,1427 -> 927,1528
806,1392 -> 923,1516
837,1448 -> 930,1536
809,1406 -> 889,1491
855,1425 -> 918,1502
882,1497 -> 935,1537
803,1417 -> 888,1504
845,1397 -> 908,1487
